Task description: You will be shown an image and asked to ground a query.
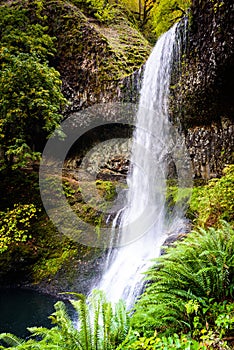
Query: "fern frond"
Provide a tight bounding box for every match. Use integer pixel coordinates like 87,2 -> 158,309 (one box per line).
0,333 -> 23,347
70,299 -> 91,350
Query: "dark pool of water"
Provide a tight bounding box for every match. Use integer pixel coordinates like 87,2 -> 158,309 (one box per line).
0,288 -> 73,338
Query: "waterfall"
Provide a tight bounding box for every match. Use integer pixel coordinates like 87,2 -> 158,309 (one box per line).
96,22 -> 190,307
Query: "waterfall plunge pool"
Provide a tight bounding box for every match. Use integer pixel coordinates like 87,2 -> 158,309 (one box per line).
0,288 -> 74,338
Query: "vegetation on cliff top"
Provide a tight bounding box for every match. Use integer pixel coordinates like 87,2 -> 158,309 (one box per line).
69,0 -> 191,41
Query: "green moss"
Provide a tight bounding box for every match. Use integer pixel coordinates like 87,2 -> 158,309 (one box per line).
32,249 -> 75,281
94,22 -> 151,81
29,0 -> 150,80
95,179 -> 116,201
30,211 -> 101,284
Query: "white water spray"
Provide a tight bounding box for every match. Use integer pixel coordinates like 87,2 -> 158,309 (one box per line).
96,22 -> 191,307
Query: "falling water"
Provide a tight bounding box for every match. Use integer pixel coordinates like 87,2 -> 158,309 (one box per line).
96,22 -> 190,307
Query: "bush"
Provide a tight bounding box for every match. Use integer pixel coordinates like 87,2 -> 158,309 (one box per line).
121,331 -> 207,349
189,165 -> 234,227
0,204 -> 38,253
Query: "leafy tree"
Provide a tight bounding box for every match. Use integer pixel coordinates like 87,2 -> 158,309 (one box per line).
151,0 -> 191,38
0,6 -> 67,169
71,0 -> 191,41
71,0 -> 117,23
117,0 -> 157,27
115,0 -> 190,39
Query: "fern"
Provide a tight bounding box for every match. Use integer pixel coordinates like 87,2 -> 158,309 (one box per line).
0,333 -> 23,347
102,301 -> 111,349
0,290 -> 130,349
70,297 -> 92,349
90,290 -> 102,349
132,221 -> 234,334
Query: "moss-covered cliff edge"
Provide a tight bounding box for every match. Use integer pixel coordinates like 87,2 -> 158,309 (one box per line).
2,0 -> 151,111
27,0 -> 151,111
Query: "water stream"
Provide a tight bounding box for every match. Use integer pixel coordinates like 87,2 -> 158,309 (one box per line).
96,22 -> 190,307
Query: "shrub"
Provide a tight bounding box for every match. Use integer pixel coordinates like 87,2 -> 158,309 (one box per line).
189,165 -> 234,227
0,204 -> 38,253
71,0 -> 116,23
96,179 -> 117,201
0,5 -> 67,169
121,331 -> 207,349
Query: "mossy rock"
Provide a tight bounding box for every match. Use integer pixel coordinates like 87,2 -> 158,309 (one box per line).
5,0 -> 151,111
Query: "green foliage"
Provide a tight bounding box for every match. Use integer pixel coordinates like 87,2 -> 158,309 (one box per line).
166,181 -> 192,219
0,5 -> 67,169
118,0 -> 156,29
189,165 -> 234,227
40,177 -> 76,203
32,250 -> 72,280
71,0 -> 116,23
0,6 -> 55,59
96,179 -> 117,201
122,331 -> 207,349
0,290 -> 130,350
132,222 -> 234,336
0,333 -> 23,348
185,299 -> 234,341
71,0 -> 191,41
0,204 -> 38,253
66,290 -> 129,349
0,288 -> 232,349
215,302 -> 234,336
151,0 -> 191,38
63,180 -> 76,198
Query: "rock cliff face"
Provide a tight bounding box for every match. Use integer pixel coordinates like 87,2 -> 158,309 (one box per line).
38,0 -> 151,112
53,0 -> 233,179
172,0 -> 234,178
5,0 -> 150,112
176,0 -> 234,127
10,0 -> 232,179
185,117 -> 233,179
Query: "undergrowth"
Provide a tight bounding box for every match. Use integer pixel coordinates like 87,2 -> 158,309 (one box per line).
189,165 -> 234,227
